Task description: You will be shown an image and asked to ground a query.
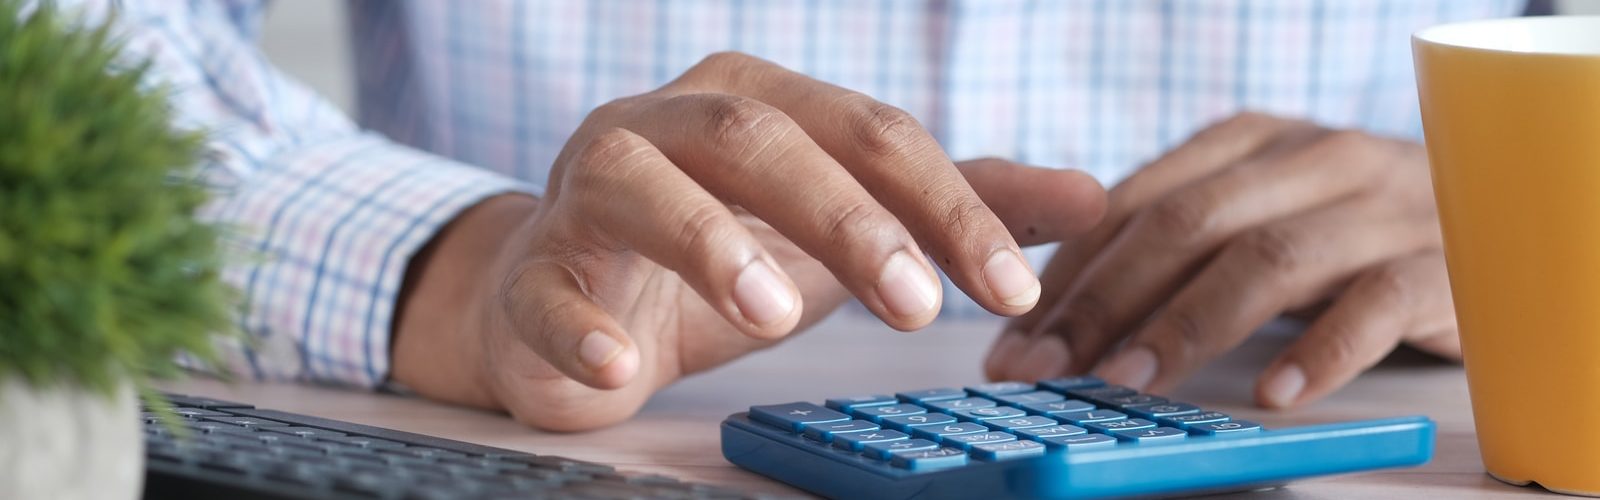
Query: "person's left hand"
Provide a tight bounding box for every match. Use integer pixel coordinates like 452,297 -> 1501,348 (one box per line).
984,112 -> 1462,408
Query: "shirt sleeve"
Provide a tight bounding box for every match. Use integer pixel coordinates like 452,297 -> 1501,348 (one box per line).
60,0 -> 537,387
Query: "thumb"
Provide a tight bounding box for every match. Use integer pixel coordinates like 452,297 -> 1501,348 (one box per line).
956,158 -> 1107,246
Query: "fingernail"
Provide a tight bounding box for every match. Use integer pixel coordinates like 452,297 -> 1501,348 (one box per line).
877,250 -> 939,318
1015,335 -> 1072,380
983,250 -> 1040,307
1262,363 -> 1306,408
733,259 -> 796,326
1096,346 -> 1157,389
578,331 -> 624,371
985,330 -> 1029,376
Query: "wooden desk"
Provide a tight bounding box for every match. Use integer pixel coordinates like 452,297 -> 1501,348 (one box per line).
160,316 -> 1544,498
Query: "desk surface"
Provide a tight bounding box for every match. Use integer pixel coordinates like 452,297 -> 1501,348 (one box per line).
161,316 -> 1545,499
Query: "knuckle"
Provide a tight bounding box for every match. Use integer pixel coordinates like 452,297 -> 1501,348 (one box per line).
934,195 -> 992,242
694,95 -> 786,153
1362,263 -> 1415,307
1317,322 -> 1364,369
1143,194 -> 1218,242
843,96 -> 925,160
1236,226 -> 1307,274
672,202 -> 734,258
821,198 -> 889,250
574,128 -> 648,174
682,51 -> 763,88
1160,307 -> 1210,361
1314,129 -> 1374,153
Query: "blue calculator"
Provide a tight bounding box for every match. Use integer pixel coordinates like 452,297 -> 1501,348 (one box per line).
721,376 -> 1433,499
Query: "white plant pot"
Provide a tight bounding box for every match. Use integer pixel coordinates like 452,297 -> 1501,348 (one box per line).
0,377 -> 141,500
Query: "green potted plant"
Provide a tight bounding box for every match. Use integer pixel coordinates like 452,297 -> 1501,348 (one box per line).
0,2 -> 234,498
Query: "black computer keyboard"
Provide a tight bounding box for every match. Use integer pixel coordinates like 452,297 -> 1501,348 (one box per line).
143,393 -> 762,499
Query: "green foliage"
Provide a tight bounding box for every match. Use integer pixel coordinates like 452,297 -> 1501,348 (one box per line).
0,1 -> 234,395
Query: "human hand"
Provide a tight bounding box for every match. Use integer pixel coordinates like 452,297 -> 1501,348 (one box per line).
985,112 -> 1460,408
392,53 -> 1107,430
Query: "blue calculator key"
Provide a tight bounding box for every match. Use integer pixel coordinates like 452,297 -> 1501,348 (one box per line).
1056,409 -> 1128,425
971,439 -> 1048,461
942,431 -> 1018,450
1100,394 -> 1168,408
1085,418 -> 1157,434
853,404 -> 927,423
1039,432 -> 1119,450
831,429 -> 910,452
983,416 -> 1059,432
993,391 -> 1064,407
1037,376 -> 1106,393
910,422 -> 989,442
965,382 -> 1038,398
1015,424 -> 1088,441
1066,385 -> 1138,401
1161,411 -> 1231,428
802,420 -> 880,443
953,406 -> 1028,422
862,438 -> 940,460
895,388 -> 966,404
890,447 -> 969,470
881,413 -> 956,432
1112,426 -> 1189,443
1125,402 -> 1201,419
825,394 -> 897,412
1021,399 -> 1096,416
926,397 -> 997,414
749,402 -> 851,433
1190,420 -> 1263,435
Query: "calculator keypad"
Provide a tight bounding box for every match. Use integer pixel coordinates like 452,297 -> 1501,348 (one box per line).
746,376 -> 1262,471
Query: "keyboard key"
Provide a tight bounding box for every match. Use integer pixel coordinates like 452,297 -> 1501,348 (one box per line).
895,388 -> 966,404
1161,411 -> 1231,428
971,440 -> 1047,461
881,413 -> 956,432
993,391 -> 1064,407
749,403 -> 850,433
982,416 -> 1058,432
890,447 -> 969,470
171,408 -> 231,419
941,431 -> 1017,450
1190,420 -> 1262,435
852,404 -> 926,423
1112,426 -> 1188,443
965,382 -> 1037,398
832,429 -> 909,452
1056,409 -> 1128,425
1015,425 -> 1088,441
953,406 -> 1027,422
201,416 -> 288,429
1040,433 -> 1119,450
1085,418 -> 1157,434
262,427 -> 348,439
825,395 -> 897,412
1100,394 -> 1167,408
320,436 -> 407,449
801,420 -> 879,443
1021,399 -> 1096,416
926,397 -> 997,414
862,438 -> 939,460
1066,385 -> 1138,401
910,422 -> 988,442
1037,376 -> 1106,393
1125,402 -> 1201,419
160,394 -> 255,410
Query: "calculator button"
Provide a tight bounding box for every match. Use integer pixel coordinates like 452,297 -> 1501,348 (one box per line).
1039,433 -> 1118,450
852,404 -> 927,423
1125,402 -> 1200,419
926,397 -> 997,414
1161,411 -> 1230,428
825,395 -> 897,412
1021,399 -> 1096,416
965,382 -> 1037,398
1038,376 -> 1106,393
1189,420 -> 1262,435
863,439 -> 940,460
1112,426 -> 1188,443
802,420 -> 880,443
1066,385 -> 1138,401
881,413 -> 956,432
910,422 -> 989,442
993,391 -> 1064,407
890,447 -> 969,470
983,416 -> 1058,432
941,431 -> 1018,450
1085,418 -> 1157,434
953,406 -> 1027,422
749,403 -> 851,433
895,388 -> 966,404
971,440 -> 1048,461
1015,425 -> 1088,441
831,429 -> 910,452
1099,394 -> 1167,408
1056,409 -> 1128,425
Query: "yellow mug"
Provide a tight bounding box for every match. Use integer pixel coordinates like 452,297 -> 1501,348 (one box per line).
1414,16 -> 1600,496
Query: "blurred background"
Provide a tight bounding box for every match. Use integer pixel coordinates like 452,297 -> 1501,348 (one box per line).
261,0 -> 1600,118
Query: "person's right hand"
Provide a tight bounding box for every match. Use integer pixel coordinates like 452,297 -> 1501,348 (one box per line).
390,52 -> 1108,431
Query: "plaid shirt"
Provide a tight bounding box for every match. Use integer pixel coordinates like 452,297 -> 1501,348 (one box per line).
69,0 -> 1524,387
